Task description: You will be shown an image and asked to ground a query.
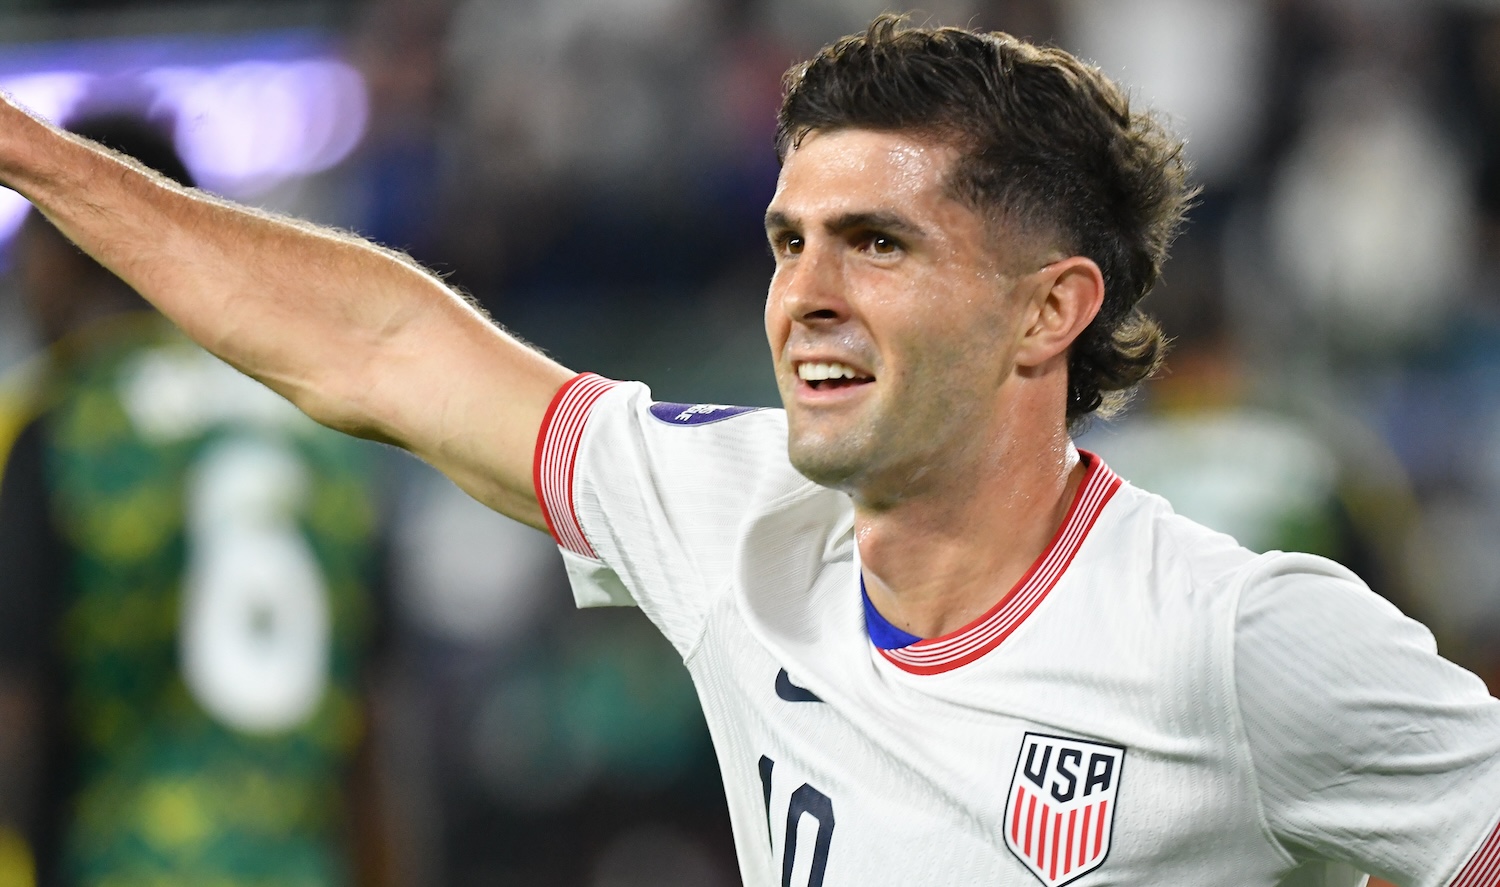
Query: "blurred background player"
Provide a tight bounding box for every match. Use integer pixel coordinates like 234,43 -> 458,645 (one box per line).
0,113 -> 398,887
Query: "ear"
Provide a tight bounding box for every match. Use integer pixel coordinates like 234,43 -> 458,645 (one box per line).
1014,256 -> 1105,369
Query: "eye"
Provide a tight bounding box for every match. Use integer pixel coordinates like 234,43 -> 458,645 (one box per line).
861,233 -> 901,256
770,233 -> 804,257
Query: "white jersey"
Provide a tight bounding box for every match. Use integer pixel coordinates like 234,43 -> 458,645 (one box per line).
534,374 -> 1500,887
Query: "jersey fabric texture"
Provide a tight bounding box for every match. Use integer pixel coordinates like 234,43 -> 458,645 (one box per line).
0,316 -> 381,887
535,373 -> 1500,887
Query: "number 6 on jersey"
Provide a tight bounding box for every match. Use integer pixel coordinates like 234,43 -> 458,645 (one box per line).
180,437 -> 331,734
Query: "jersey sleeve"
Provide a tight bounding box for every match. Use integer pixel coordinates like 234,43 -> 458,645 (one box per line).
532,373 -> 813,656
1234,553 -> 1500,887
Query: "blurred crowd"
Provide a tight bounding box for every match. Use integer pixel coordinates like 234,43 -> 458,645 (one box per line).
0,0 -> 1498,885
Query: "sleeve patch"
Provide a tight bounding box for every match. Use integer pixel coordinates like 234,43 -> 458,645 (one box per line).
648,402 -> 763,426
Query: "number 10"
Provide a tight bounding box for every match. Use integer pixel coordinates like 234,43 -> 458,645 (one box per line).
759,755 -> 835,887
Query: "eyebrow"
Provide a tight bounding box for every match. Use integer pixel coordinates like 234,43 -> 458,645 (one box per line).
764,210 -> 926,240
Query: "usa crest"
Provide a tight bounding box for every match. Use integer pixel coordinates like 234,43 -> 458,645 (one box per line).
1003,733 -> 1125,887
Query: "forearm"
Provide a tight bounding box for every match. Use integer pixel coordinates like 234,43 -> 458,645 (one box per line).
2,105 -> 431,416
0,98 -> 571,526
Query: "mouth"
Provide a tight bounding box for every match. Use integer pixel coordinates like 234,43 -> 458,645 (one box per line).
795,360 -> 876,392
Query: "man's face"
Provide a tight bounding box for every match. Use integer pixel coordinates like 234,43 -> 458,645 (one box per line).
764,128 -> 1034,505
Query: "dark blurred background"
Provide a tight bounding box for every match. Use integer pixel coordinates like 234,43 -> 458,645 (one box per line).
0,0 -> 1496,885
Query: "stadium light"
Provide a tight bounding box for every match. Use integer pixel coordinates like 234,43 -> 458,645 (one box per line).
0,31 -> 369,249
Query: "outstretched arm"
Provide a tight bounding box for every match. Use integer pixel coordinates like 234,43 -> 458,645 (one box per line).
0,95 -> 573,529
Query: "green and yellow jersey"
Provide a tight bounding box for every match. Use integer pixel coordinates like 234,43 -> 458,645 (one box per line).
0,314 -> 382,887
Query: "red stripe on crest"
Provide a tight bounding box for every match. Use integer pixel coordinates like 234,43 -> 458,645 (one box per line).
1050,810 -> 1062,881
1094,800 -> 1109,861
1036,801 -> 1048,868
1080,806 -> 1093,866
1025,794 -> 1036,857
1012,787 -> 1025,846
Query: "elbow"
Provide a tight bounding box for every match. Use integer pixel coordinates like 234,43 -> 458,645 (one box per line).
286,376 -> 397,444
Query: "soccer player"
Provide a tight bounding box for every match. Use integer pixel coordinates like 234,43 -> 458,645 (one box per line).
0,115 -> 394,887
1,16 -> 1497,887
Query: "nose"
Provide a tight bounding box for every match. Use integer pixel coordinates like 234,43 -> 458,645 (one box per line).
774,238 -> 849,327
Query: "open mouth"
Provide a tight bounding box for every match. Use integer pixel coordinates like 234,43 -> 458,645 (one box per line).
797,361 -> 875,391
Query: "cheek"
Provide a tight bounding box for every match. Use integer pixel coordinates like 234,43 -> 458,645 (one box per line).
763,285 -> 787,352
895,292 -> 1014,386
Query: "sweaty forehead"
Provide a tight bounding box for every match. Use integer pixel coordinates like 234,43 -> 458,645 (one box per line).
767,129 -> 962,221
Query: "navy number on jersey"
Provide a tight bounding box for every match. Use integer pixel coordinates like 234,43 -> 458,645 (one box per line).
760,755 -> 834,887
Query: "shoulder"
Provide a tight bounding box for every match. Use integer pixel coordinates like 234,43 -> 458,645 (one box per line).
563,377 -> 808,502
1089,455 -> 1370,609
545,375 -> 829,576
578,379 -> 789,441
1228,539 -> 1500,880
1226,544 -> 1497,765
1081,409 -> 1343,555
1089,471 -> 1267,604
1232,548 -> 1427,658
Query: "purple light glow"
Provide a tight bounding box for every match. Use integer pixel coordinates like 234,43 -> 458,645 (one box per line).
146,59 -> 367,195
0,70 -> 92,242
0,48 -> 368,248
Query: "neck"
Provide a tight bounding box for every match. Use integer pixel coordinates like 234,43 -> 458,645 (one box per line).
855,420 -> 1084,640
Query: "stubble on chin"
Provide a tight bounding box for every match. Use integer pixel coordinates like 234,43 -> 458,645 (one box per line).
785,419 -> 874,492
789,429 -> 944,509
786,390 -> 972,508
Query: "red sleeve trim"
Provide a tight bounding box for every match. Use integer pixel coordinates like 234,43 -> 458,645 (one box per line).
532,372 -> 620,559
1452,815 -> 1500,887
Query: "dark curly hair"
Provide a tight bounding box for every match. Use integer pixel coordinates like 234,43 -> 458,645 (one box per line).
777,15 -> 1195,427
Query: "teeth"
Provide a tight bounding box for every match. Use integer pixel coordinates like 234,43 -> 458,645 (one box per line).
798,362 -> 865,381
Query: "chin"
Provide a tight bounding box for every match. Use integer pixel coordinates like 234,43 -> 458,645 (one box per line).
786,434 -> 871,491
790,458 -> 859,490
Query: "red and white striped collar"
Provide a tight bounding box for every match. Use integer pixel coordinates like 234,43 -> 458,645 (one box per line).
535,375 -> 1125,676
875,451 -> 1123,675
